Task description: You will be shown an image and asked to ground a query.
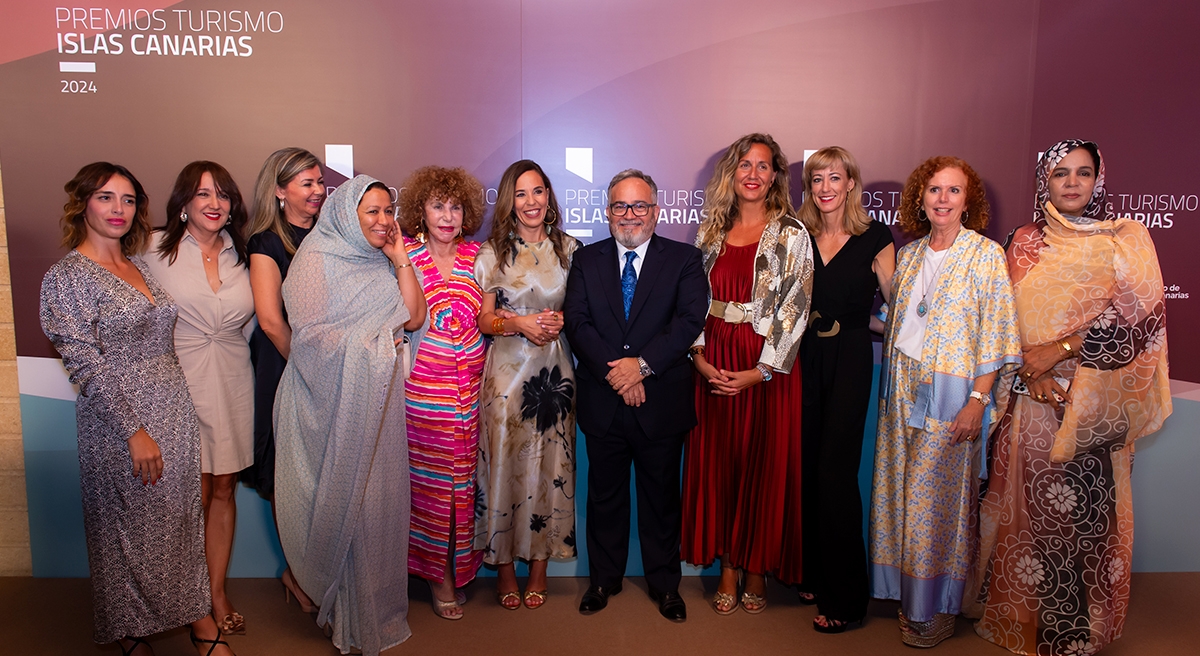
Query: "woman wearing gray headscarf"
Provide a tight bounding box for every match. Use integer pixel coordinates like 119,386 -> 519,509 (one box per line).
274,174 -> 425,655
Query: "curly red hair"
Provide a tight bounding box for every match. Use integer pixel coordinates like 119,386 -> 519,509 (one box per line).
897,156 -> 989,237
397,166 -> 484,237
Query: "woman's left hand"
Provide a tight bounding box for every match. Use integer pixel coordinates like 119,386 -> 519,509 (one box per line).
709,368 -> 763,396
1017,343 -> 1061,383
383,226 -> 411,267
950,401 -> 985,445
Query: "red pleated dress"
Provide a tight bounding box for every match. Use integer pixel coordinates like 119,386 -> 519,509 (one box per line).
681,242 -> 803,583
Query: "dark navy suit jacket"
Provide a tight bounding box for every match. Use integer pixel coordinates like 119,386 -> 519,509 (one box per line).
564,233 -> 709,438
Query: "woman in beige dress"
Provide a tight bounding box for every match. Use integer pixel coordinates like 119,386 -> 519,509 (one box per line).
144,161 -> 255,637
474,160 -> 579,610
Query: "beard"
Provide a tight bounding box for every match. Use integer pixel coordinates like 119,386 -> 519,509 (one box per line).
609,218 -> 654,249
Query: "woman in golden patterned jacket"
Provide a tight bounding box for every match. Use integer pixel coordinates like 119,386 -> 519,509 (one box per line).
681,133 -> 813,615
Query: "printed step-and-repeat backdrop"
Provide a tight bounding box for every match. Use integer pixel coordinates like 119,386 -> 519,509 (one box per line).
2,0 -> 1196,576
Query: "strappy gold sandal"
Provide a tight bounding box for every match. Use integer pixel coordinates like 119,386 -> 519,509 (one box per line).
522,589 -> 548,609
497,589 -> 521,610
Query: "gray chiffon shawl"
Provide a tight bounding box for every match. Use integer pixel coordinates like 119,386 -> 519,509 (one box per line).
275,174 -> 411,653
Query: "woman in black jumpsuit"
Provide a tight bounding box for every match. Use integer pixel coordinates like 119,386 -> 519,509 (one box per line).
796,147 -> 895,633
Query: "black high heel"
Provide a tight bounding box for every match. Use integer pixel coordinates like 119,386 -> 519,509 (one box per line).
118,636 -> 150,656
190,629 -> 233,656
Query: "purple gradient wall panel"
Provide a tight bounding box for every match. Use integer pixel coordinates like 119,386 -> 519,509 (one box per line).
1029,0 -> 1200,381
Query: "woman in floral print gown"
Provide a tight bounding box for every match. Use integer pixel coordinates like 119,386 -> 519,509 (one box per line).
967,140 -> 1171,656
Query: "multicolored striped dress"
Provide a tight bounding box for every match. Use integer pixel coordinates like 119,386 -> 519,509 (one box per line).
404,237 -> 487,587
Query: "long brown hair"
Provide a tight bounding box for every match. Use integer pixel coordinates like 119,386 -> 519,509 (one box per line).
696,133 -> 794,251
156,161 -> 249,265
60,162 -> 152,257
486,160 -> 571,272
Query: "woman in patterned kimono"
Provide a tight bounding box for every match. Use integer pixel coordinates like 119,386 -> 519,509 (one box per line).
399,166 -> 488,620
869,156 -> 1021,648
474,160 -> 580,610
274,175 -> 425,655
968,141 -> 1171,656
40,162 -> 233,656
682,133 -> 814,615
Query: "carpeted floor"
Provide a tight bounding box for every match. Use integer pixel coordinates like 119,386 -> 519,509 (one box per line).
2,573 -> 1196,655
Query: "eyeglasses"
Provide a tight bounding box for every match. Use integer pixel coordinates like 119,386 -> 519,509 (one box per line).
608,201 -> 656,217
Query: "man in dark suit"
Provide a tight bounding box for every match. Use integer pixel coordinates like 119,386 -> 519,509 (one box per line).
563,169 -> 708,622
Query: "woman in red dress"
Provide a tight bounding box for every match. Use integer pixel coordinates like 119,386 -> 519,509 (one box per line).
682,133 -> 814,614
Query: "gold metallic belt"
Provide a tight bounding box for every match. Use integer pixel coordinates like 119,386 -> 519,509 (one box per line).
709,300 -> 753,324
806,311 -> 841,337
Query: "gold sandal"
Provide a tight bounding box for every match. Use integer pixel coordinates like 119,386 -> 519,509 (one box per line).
497,590 -> 521,610
522,589 -> 547,609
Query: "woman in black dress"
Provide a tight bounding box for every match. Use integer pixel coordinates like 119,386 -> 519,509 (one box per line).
796,147 -> 895,633
242,147 -> 325,611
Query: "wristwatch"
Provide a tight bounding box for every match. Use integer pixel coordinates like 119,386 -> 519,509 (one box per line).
756,363 -> 773,382
637,356 -> 653,377
969,391 -> 991,407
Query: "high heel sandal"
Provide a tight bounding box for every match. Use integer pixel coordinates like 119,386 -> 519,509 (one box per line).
522,589 -> 548,609
216,611 -> 245,636
497,589 -> 521,610
282,570 -> 319,614
282,568 -> 317,613
428,580 -> 464,620
898,610 -> 955,648
118,636 -> 150,656
797,589 -> 818,605
190,629 -> 233,656
711,567 -> 741,615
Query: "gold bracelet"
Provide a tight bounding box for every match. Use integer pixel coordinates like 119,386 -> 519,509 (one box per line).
492,317 -> 505,334
1058,338 -> 1075,358
395,262 -> 413,269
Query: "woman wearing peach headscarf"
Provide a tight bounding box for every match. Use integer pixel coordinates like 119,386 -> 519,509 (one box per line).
969,140 -> 1171,656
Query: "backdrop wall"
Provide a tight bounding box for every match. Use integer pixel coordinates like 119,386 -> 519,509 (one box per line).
1,0 -> 1196,577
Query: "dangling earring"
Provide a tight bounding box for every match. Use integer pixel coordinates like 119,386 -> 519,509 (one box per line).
544,207 -> 556,235
918,208 -> 928,222
180,211 -> 189,223
416,230 -> 426,243
278,198 -> 284,211
961,210 -> 969,224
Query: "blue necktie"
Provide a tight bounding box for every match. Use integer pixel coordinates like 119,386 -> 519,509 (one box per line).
621,251 -> 637,319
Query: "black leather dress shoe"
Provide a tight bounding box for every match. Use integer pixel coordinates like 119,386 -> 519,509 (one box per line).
650,589 -> 687,622
579,583 -> 623,613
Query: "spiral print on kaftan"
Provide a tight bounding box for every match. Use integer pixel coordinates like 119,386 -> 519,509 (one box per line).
969,193 -> 1171,656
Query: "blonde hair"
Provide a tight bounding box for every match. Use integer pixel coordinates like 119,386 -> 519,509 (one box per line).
248,147 -> 323,255
797,146 -> 871,237
696,133 -> 794,251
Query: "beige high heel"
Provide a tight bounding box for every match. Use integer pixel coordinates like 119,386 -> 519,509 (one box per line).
281,568 -> 317,613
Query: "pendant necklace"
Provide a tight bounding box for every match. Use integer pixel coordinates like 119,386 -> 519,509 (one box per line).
915,233 -> 957,318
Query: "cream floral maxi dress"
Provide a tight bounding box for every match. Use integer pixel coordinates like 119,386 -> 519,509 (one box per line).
473,237 -> 580,564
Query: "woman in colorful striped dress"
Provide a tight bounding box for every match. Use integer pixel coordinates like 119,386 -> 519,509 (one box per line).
398,166 -> 488,620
